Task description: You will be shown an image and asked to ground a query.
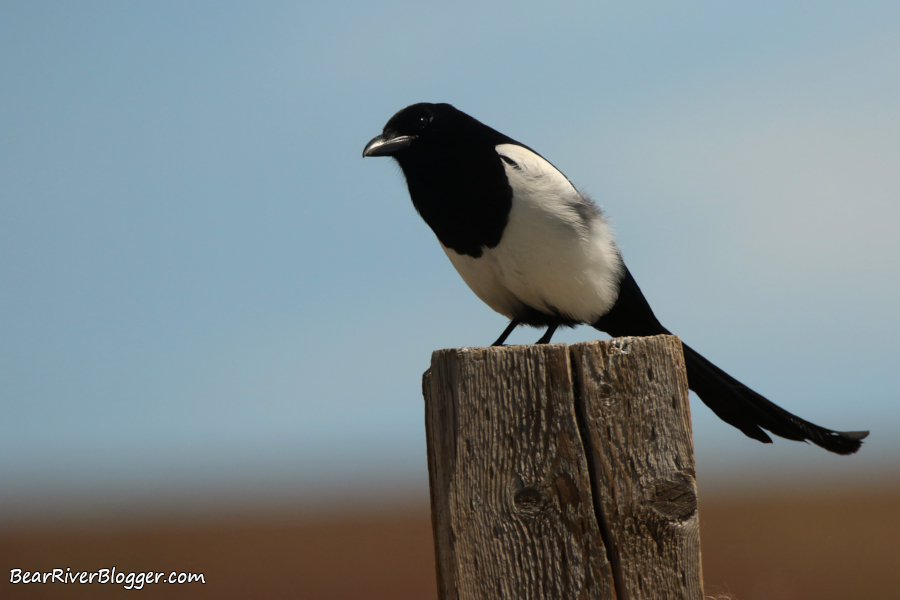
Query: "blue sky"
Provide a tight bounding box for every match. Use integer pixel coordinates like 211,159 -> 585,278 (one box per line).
2,1 -> 899,519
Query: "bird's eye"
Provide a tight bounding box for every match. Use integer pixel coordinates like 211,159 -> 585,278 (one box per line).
416,115 -> 431,129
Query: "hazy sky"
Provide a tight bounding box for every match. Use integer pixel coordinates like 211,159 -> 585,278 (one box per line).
3,1 -> 899,518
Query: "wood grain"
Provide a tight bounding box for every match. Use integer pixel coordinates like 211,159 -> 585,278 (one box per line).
424,345 -> 616,600
424,336 -> 702,600
570,336 -> 701,600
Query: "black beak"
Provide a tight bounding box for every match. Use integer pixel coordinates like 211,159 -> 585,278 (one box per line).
362,132 -> 416,157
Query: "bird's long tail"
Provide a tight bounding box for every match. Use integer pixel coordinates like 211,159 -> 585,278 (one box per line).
681,341 -> 868,455
592,266 -> 868,455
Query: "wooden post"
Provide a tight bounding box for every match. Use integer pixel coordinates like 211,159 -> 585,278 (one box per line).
423,335 -> 702,600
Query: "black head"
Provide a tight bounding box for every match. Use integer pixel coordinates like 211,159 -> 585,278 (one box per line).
361,103 -> 521,258
362,103 -> 511,158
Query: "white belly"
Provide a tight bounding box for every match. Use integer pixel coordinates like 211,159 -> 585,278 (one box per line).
441,144 -> 623,323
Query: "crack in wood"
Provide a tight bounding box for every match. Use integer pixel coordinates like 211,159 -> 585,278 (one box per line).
570,346 -> 628,600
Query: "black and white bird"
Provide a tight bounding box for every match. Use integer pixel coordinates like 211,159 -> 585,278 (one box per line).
363,102 -> 868,455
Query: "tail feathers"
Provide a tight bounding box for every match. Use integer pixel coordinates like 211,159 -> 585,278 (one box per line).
589,266 -> 867,454
681,343 -> 869,455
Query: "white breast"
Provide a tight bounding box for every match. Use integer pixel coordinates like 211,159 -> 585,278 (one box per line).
441,143 -> 623,324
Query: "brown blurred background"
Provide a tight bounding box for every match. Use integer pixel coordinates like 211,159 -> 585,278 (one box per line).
3,483 -> 898,600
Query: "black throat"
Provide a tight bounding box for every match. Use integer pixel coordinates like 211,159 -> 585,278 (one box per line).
395,143 -> 513,259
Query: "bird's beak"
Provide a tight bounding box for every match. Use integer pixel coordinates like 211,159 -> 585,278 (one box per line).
362,133 -> 416,157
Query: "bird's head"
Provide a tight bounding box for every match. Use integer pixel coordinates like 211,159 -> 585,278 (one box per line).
362,103 -> 486,159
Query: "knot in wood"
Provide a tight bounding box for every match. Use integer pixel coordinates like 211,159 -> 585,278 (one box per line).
513,487 -> 547,516
596,382 -> 614,400
648,474 -> 697,521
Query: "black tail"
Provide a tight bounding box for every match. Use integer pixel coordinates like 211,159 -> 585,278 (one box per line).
593,266 -> 869,455
680,342 -> 868,454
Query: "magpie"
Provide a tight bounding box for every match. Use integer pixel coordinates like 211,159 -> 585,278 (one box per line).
363,102 -> 868,455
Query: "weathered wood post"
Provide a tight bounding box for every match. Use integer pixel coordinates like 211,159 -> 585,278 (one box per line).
423,335 -> 702,600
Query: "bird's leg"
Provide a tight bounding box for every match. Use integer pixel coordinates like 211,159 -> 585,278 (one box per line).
491,318 -> 521,346
536,323 -> 559,344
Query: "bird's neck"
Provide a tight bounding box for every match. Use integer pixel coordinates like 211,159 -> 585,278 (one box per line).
396,149 -> 513,259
